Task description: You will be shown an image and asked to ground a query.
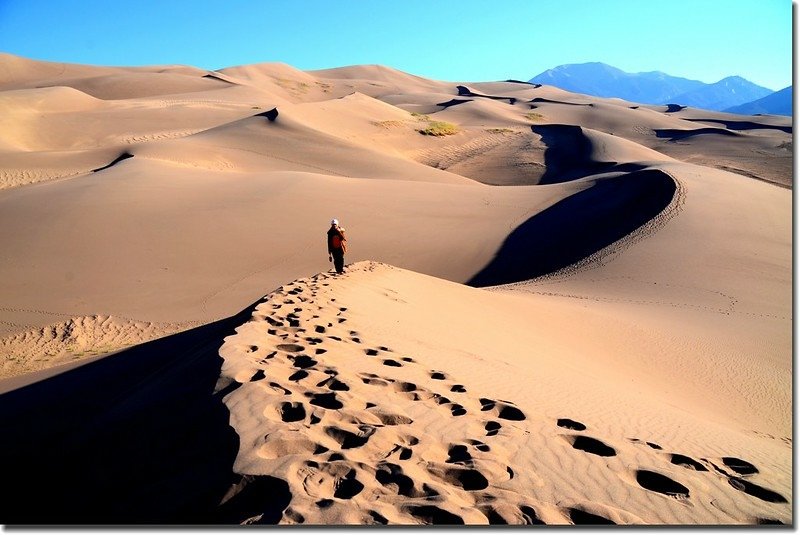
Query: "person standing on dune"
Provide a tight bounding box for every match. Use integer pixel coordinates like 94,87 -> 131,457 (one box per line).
327,219 -> 347,274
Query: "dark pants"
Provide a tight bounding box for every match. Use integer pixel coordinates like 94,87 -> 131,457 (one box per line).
332,249 -> 345,273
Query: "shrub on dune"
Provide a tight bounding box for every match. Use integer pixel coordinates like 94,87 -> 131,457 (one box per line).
419,121 -> 459,136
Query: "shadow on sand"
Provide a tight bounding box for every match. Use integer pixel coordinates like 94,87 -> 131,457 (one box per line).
467,169 -> 676,287
531,124 -> 647,184
0,299 -> 291,525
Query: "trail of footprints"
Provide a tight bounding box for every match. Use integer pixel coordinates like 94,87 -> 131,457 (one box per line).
220,269 -> 548,524
219,265 -> 789,525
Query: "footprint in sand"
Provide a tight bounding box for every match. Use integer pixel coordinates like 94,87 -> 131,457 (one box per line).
568,507 -> 616,525
276,343 -> 305,353
426,462 -> 490,491
446,444 -> 472,464
721,457 -> 758,476
481,503 -> 545,525
448,403 -> 467,416
288,370 -> 308,382
669,453 -> 708,472
359,373 -> 390,387
466,439 -> 491,452
258,351 -> 277,363
375,462 -> 424,498
635,470 -> 690,499
300,462 -> 365,500
628,438 -> 662,450
268,382 -> 292,395
404,505 -> 464,525
727,477 -> 787,504
565,435 -> 616,457
268,401 -> 306,423
307,392 -> 343,410
324,425 -> 375,449
290,355 -> 318,369
315,375 -> 350,391
249,370 -> 266,382
480,398 -> 526,421
485,420 -> 502,437
557,418 -> 586,431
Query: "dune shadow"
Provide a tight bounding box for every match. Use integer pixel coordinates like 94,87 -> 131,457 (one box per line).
255,107 -> 279,122
467,169 -> 676,287
456,85 -> 517,105
655,127 -> 740,140
436,98 -> 473,109
684,118 -> 791,134
531,124 -> 646,184
504,80 -> 542,88
92,152 -> 134,173
0,299 -> 285,525
203,73 -> 238,85
528,97 -> 592,109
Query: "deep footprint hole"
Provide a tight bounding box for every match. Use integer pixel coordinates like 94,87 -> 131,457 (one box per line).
557,418 -> 586,431
308,392 -> 343,410
728,477 -> 787,503
291,355 -> 318,369
277,343 -> 304,353
407,505 -> 465,525
568,508 -> 616,525
722,457 -> 758,476
636,470 -> 690,498
376,464 -> 418,498
570,436 -> 616,457
670,454 -> 708,471
279,402 -> 306,422
446,445 -> 472,464
497,404 -> 525,421
333,469 -> 364,499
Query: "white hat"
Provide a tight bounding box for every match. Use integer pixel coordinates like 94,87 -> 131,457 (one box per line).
331,218 -> 339,225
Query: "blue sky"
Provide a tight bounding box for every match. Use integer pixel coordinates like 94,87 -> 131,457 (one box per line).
0,0 -> 792,90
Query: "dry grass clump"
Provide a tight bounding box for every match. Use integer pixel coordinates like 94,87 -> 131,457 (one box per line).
419,121 -> 459,136
372,120 -> 406,129
525,112 -> 545,122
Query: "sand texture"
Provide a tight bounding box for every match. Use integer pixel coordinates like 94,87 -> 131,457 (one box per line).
0,54 -> 791,525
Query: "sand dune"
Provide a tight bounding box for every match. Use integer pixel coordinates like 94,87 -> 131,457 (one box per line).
0,262 -> 790,524
0,54 -> 791,525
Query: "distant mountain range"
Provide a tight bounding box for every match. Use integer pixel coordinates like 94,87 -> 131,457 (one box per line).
723,86 -> 792,116
528,62 -> 790,116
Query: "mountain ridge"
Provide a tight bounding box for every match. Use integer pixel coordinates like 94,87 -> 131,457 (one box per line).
529,62 -> 777,112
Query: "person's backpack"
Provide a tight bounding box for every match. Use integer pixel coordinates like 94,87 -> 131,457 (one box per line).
331,230 -> 346,251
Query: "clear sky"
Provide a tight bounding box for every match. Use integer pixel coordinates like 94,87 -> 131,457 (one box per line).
0,0 -> 793,91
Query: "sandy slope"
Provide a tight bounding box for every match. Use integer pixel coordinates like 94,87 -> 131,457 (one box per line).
0,262 -> 789,524
212,262 -> 791,525
0,54 -> 791,525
